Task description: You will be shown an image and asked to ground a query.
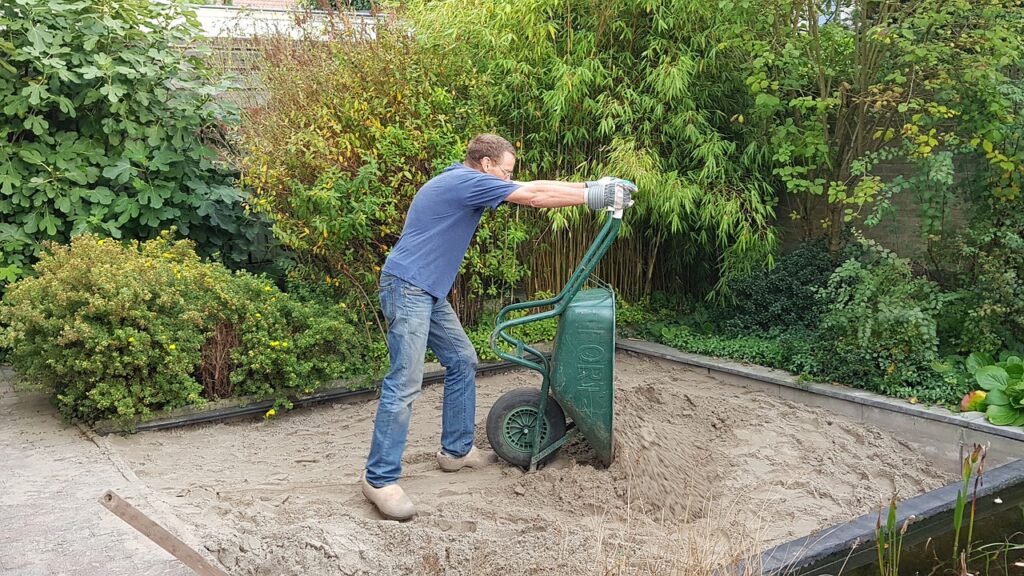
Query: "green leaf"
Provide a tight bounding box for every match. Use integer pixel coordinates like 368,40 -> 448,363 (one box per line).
975,365 -> 1008,391
55,195 -> 72,214
1005,363 -> 1024,381
101,159 -> 132,184
986,388 -> 1010,406
755,93 -> 780,109
150,149 -> 182,171
23,115 -> 49,135
78,65 -> 104,79
26,25 -> 52,52
986,404 -> 1020,426
22,84 -> 49,106
55,96 -> 75,116
966,352 -> 994,374
90,186 -> 115,205
18,148 -> 45,165
39,213 -> 60,236
2,97 -> 28,117
98,83 -> 126,104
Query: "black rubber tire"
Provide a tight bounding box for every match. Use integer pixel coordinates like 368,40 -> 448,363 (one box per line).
486,387 -> 568,469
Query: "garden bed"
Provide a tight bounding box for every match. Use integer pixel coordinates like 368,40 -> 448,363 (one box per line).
105,352 -> 960,575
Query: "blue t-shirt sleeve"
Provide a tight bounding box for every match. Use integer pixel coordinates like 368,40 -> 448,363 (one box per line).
462,172 -> 521,209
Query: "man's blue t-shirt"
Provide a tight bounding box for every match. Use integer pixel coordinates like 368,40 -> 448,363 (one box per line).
381,163 -> 520,299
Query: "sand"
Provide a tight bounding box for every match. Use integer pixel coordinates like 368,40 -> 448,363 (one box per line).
105,353 -> 955,575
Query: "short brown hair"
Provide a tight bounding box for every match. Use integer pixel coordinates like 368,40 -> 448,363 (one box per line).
465,134 -> 516,168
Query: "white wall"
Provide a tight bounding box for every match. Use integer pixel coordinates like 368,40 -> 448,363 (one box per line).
190,5 -> 377,39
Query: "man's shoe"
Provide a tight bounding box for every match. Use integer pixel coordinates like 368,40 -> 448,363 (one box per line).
436,446 -> 499,472
361,476 -> 416,521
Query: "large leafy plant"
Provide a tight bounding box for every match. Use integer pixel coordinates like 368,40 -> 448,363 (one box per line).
0,0 -> 272,285
970,353 -> 1024,427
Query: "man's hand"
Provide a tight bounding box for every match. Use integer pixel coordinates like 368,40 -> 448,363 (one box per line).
613,178 -> 635,211
585,178 -> 634,211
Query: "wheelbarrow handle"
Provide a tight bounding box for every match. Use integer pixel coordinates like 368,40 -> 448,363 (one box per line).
494,216 -> 620,327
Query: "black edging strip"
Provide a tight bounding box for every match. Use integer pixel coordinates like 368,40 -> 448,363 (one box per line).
99,355 -> 549,435
754,458 -> 1024,575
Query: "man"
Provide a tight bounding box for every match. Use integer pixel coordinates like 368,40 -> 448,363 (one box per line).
362,133 -> 632,520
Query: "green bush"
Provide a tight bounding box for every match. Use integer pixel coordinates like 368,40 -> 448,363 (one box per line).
937,202 -> 1024,355
0,233 -> 367,425
716,240 -> 836,332
815,237 -> 954,403
237,17 -> 528,328
409,0 -> 779,299
0,0 -> 274,286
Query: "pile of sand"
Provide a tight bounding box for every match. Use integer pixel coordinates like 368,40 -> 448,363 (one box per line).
107,353 -> 954,575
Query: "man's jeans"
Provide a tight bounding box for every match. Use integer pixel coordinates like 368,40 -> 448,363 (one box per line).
365,273 -> 479,487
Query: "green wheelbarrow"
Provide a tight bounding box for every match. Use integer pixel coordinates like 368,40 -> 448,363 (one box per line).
485,206 -> 625,470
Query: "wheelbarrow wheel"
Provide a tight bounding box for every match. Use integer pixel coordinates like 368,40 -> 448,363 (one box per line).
486,387 -> 567,469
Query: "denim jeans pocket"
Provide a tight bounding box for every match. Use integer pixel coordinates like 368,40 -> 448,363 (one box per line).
379,282 -> 398,322
401,283 -> 428,298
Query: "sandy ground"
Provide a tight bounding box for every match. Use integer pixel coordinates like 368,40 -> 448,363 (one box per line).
105,353 -> 956,575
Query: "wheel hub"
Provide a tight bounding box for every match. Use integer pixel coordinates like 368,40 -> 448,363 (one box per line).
502,407 -> 549,453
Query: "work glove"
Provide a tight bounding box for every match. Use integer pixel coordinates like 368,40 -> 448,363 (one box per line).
584,177 -> 634,211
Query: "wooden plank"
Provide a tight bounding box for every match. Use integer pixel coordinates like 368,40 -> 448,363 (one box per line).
98,490 -> 228,576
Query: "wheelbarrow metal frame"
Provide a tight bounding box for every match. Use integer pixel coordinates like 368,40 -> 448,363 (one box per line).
489,214 -> 622,469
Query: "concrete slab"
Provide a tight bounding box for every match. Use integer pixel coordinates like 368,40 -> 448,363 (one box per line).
0,368 -> 209,576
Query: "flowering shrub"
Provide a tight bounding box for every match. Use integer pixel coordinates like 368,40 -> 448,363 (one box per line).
0,233 -> 368,425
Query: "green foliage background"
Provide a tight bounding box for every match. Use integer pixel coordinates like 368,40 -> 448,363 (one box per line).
408,0 -> 779,297
235,16 -> 530,328
0,0 -> 275,286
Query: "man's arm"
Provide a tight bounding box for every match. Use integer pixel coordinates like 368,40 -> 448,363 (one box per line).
512,180 -> 585,189
505,181 -> 586,209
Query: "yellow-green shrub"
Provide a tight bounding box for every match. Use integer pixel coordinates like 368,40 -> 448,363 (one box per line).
236,16 -> 529,327
0,233 -> 366,424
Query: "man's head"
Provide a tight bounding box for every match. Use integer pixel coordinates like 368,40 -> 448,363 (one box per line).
465,134 -> 516,182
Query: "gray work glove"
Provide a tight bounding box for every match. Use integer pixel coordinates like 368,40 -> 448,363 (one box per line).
585,177 -> 634,211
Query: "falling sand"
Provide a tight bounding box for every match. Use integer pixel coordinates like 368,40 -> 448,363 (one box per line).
106,353 -> 955,575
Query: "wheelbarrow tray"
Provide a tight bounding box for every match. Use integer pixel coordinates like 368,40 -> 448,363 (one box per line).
550,286 -> 615,466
